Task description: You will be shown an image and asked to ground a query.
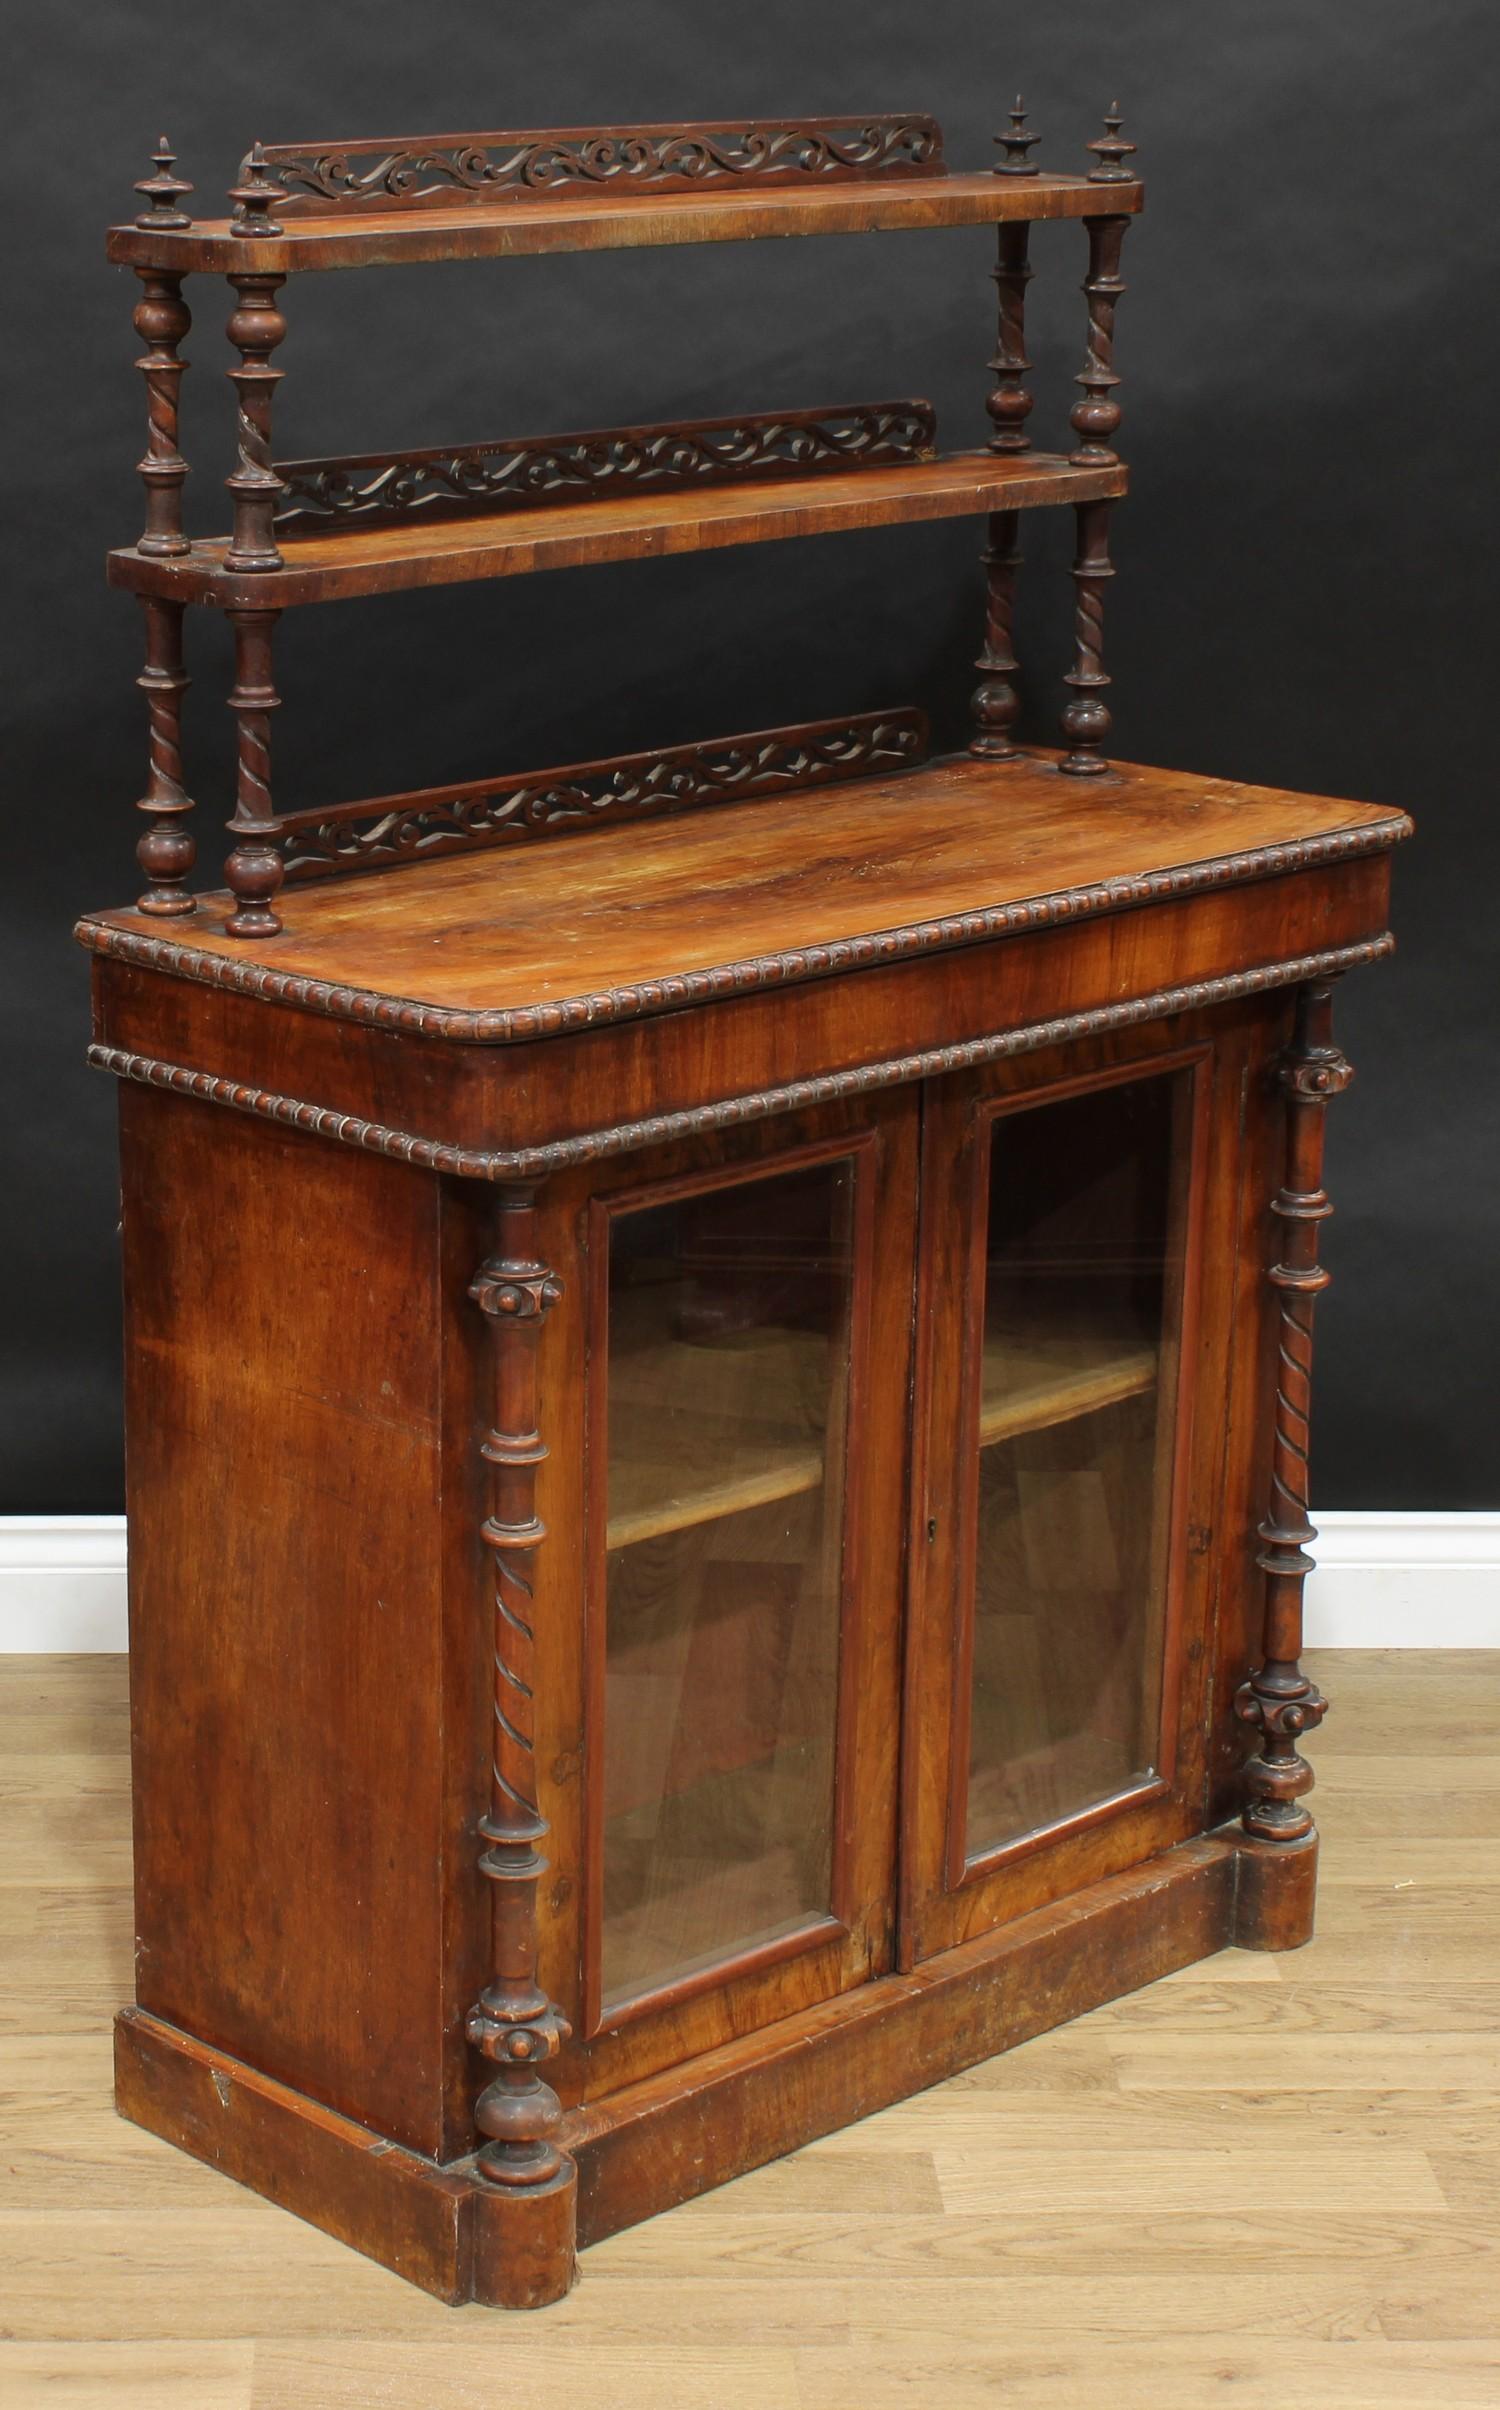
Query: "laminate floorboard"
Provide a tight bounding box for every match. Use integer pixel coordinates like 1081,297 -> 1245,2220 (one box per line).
2,1650 -> 1497,2407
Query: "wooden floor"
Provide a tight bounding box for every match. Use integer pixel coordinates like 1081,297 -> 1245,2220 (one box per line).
4,1651 -> 1498,2407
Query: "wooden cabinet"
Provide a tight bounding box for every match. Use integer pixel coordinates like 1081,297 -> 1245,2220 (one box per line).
83,108 -> 1409,2307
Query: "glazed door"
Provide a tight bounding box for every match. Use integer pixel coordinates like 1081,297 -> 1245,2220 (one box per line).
901,1027 -> 1224,1965
551,1097 -> 916,2100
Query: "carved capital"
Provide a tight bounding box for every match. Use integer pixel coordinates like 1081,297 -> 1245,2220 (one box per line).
1234,1674 -> 1328,1746
466,1988 -> 571,2066
469,1262 -> 564,1321
1279,1050 -> 1353,1103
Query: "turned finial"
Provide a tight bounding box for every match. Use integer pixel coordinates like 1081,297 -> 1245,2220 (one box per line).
1087,104 -> 1137,184
228,142 -> 285,236
134,135 -> 193,230
993,96 -> 1040,177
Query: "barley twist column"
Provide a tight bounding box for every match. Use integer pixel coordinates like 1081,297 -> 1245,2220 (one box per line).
969,511 -> 1024,760
1236,982 -> 1351,1845
134,599 -> 196,914
132,272 -> 192,558
223,272 -> 287,573
465,1194 -> 577,2304
1070,214 -> 1130,467
1058,498 -> 1116,775
130,140 -> 194,557
224,608 -> 284,936
969,149 -> 1034,760
985,221 -> 1034,456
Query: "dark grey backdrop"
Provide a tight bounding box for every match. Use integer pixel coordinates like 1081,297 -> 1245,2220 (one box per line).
4,1 -> 1495,1512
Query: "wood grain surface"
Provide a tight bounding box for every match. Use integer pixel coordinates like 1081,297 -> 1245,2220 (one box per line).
105,169 -> 1144,276
81,752 -> 1411,1021
107,452 -> 1127,609
3,1649 -> 1497,2406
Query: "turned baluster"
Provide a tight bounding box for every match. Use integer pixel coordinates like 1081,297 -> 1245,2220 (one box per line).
1236,982 -> 1351,1843
1070,214 -> 1130,466
131,141 -> 194,559
1058,497 -> 1116,775
986,224 -> 1034,456
985,100 -> 1037,456
224,607 -> 284,936
970,100 -> 1037,762
133,599 -> 197,915
467,1201 -> 575,2220
1070,111 -> 1136,469
969,510 -> 1024,760
224,147 -> 287,575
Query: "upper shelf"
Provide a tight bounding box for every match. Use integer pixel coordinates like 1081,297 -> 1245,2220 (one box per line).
111,174 -> 1142,277
115,113 -> 1144,273
108,448 -> 1126,607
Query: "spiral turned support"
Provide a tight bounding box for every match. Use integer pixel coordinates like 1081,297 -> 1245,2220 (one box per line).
985,221 -> 1033,456
134,598 -> 196,915
466,1198 -> 575,2217
1236,981 -> 1352,1843
1070,214 -> 1130,467
969,509 -> 1024,760
1059,498 -> 1116,775
132,270 -> 192,558
224,272 -> 286,573
224,607 -> 284,936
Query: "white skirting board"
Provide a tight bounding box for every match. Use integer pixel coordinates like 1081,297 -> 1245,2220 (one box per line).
0,1512 -> 1496,1653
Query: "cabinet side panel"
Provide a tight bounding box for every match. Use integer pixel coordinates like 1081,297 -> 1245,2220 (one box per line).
119,1083 -> 451,2156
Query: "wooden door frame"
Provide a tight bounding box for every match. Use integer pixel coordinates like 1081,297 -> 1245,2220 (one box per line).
540,1093 -> 918,2103
899,1018 -> 1232,1969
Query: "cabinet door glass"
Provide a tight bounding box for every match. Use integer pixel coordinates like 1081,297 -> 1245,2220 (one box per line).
965,1070 -> 1191,1861
600,1157 -> 854,2015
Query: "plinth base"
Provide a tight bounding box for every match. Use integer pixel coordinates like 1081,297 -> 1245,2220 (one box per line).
116,1822 -> 1313,2306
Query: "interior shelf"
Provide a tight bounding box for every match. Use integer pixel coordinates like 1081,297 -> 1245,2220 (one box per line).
107,170 -> 1140,277
108,450 -> 1127,608
607,1309 -> 1157,1550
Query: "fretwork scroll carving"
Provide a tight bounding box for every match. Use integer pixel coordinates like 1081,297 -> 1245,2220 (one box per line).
1236,980 -> 1352,1843
249,117 -> 946,214
277,708 -> 928,884
273,401 -> 937,531
467,1197 -> 574,2198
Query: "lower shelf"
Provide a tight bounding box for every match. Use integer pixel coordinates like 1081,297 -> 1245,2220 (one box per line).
608,1305 -> 1157,1548
114,1822 -> 1316,2309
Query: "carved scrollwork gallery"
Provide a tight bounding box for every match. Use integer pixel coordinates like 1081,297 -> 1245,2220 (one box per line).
467,1200 -> 573,2192
1237,980 -> 1351,1844
249,117 -> 945,214
272,402 -> 938,531
277,709 -> 929,883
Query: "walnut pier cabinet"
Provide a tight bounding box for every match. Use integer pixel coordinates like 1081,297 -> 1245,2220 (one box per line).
80,110 -> 1410,2305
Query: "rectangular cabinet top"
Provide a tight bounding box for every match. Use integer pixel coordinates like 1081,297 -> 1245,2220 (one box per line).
78,752 -> 1410,1045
